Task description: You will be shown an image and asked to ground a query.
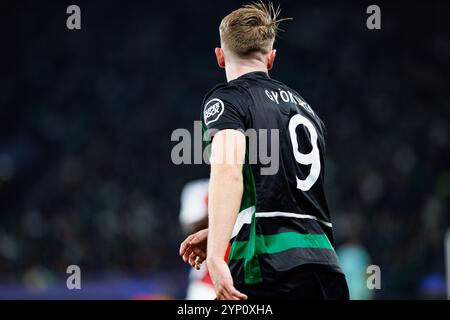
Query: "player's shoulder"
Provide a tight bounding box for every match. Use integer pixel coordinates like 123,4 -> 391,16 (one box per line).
200,80 -> 251,132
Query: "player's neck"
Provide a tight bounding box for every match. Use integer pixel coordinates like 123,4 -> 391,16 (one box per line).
225,60 -> 268,82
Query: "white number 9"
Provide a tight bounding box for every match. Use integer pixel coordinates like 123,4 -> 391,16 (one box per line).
288,114 -> 321,191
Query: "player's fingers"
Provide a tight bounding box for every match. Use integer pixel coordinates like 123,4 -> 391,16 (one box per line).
195,255 -> 205,264
220,282 -> 247,300
215,284 -> 235,300
182,245 -> 192,257
188,252 -> 198,267
216,288 -> 230,300
229,287 -> 248,300
179,234 -> 195,256
194,256 -> 204,270
192,247 -> 206,260
224,290 -> 239,300
182,247 -> 193,263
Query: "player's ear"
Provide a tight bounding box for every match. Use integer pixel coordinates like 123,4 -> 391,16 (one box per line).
215,47 -> 225,69
267,49 -> 276,70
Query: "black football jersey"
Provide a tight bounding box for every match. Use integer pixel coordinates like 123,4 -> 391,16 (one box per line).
201,71 -> 342,287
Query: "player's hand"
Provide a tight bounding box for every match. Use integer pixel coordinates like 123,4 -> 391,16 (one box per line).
179,228 -> 208,270
207,257 -> 248,300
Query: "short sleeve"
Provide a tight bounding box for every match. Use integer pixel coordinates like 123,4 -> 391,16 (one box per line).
201,85 -> 248,138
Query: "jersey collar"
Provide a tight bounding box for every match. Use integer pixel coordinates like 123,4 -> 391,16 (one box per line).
236,71 -> 270,80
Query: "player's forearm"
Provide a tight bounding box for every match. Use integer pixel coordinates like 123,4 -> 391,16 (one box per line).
207,166 -> 243,263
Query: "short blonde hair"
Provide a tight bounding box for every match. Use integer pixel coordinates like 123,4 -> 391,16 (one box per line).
219,1 -> 291,57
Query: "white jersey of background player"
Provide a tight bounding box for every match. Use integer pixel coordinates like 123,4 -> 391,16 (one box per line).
179,179 -> 215,300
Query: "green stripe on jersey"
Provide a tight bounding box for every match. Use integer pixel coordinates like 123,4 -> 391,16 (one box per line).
229,232 -> 333,261
237,162 -> 261,284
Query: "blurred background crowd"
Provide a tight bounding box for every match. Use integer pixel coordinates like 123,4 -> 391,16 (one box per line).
0,0 -> 449,299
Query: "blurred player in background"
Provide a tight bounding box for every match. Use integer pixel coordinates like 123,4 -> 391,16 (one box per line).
337,241 -> 373,300
179,179 -> 215,300
180,2 -> 349,300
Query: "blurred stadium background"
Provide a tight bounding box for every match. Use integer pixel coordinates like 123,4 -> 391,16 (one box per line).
0,0 -> 449,299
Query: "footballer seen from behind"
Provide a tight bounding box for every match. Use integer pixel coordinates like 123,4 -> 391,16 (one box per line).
179,1 -> 349,300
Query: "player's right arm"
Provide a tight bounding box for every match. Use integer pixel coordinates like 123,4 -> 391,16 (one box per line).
206,129 -> 247,300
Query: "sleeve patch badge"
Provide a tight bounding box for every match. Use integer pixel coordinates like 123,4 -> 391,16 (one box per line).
204,98 -> 224,125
